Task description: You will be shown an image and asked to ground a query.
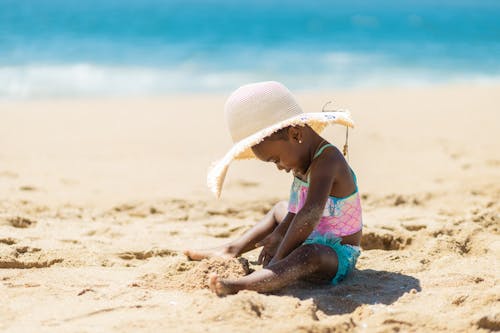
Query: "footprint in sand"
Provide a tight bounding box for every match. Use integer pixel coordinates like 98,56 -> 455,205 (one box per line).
112,203 -> 137,212
111,202 -> 172,218
207,225 -> 247,238
471,208 -> 498,231
15,246 -> 41,254
205,201 -> 273,219
206,207 -> 242,218
204,221 -> 229,228
0,259 -> 63,269
19,185 -> 37,191
5,216 -> 37,228
0,248 -> 63,269
0,238 -> 17,245
117,248 -> 178,260
476,313 -> 500,331
59,239 -> 81,245
361,230 -> 411,250
235,180 -> 259,188
362,193 -> 430,207
400,222 -> 427,232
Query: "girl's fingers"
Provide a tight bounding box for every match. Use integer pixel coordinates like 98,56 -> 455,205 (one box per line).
263,254 -> 272,267
267,258 -> 275,267
257,249 -> 266,264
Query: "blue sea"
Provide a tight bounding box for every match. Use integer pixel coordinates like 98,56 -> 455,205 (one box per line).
1,0 -> 500,98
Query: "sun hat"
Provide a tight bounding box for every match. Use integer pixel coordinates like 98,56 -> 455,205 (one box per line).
208,81 -> 354,198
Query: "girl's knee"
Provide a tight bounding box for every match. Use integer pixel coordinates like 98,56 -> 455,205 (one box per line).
273,200 -> 288,222
295,244 -> 323,269
274,200 -> 287,212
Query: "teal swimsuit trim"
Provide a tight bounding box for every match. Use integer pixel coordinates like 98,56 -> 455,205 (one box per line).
303,234 -> 360,285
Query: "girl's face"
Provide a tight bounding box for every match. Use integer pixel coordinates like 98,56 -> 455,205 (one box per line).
251,132 -> 308,175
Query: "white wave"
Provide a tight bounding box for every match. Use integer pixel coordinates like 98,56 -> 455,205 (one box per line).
0,64 -> 258,99
1,61 -> 499,99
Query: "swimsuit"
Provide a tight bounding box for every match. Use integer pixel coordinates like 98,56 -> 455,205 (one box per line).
288,143 -> 362,285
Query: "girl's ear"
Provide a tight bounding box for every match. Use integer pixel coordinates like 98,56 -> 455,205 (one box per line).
287,126 -> 303,143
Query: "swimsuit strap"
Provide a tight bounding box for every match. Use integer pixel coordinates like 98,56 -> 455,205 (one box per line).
349,168 -> 358,191
306,144 -> 359,193
304,143 -> 334,181
313,143 -> 334,160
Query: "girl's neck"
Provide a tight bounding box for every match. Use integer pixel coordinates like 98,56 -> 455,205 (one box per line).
311,137 -> 327,158
295,135 -> 328,179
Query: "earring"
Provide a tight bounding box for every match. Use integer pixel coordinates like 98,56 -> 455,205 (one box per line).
299,140 -> 302,144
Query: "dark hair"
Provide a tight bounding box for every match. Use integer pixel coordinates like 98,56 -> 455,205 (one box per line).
267,126 -> 291,141
266,124 -> 311,141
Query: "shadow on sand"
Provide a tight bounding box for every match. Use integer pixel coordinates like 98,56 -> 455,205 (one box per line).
275,269 -> 421,315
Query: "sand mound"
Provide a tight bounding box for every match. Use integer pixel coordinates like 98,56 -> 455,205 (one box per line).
140,257 -> 251,291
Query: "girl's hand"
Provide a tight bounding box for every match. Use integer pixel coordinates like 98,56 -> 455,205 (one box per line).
255,231 -> 283,267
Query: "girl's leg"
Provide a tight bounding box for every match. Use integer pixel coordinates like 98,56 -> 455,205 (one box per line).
184,201 -> 288,260
209,243 -> 339,296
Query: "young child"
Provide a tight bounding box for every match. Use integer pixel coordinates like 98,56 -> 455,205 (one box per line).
184,81 -> 362,296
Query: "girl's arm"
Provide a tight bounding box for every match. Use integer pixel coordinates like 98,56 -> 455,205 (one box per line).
271,154 -> 337,263
273,211 -> 295,236
255,211 -> 295,266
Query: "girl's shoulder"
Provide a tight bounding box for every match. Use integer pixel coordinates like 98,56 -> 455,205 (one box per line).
308,144 -> 357,197
310,144 -> 346,175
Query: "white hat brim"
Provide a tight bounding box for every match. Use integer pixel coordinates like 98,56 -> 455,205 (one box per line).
207,111 -> 355,198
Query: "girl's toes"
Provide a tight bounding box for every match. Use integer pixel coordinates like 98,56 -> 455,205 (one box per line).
209,272 -> 220,293
184,249 -> 204,261
209,272 -> 229,297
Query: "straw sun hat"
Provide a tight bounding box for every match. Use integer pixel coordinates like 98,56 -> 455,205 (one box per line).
207,81 -> 354,198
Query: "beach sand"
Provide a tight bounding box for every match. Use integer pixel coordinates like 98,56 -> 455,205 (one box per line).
0,83 -> 499,332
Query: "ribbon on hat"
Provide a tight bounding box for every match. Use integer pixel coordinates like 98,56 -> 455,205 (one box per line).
322,101 -> 349,162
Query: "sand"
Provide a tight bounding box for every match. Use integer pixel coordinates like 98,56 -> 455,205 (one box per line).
0,83 -> 499,332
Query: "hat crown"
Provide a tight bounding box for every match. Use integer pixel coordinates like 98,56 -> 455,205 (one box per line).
224,81 -> 303,143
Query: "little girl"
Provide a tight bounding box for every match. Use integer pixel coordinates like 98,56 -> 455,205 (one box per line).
184,81 -> 362,296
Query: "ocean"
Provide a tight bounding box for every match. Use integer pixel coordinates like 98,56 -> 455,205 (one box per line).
1,0 -> 500,98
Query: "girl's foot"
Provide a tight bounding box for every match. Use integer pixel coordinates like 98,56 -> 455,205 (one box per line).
183,245 -> 237,261
209,273 -> 236,296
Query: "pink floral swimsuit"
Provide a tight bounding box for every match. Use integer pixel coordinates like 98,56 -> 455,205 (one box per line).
287,143 -> 363,284
288,171 -> 363,237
